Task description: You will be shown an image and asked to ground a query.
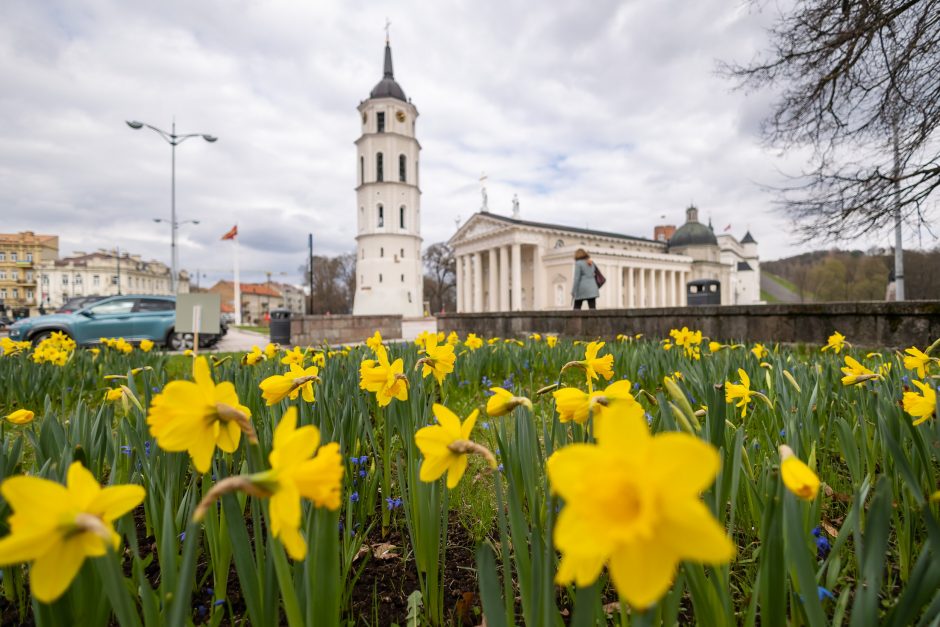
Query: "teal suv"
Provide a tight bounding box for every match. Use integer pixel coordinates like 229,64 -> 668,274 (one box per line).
7,295 -> 225,350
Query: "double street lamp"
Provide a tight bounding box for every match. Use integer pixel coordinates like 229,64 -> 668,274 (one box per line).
126,120 -> 218,293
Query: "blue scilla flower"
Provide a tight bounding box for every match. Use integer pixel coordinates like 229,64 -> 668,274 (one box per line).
350,492 -> 359,503
359,455 -> 368,464
385,497 -> 403,510
483,389 -> 495,397
205,587 -> 214,596
152,386 -> 160,393
358,469 -> 366,478
179,531 -> 186,541
638,364 -> 648,376
633,381 -> 640,390
644,412 -> 653,426
196,605 -> 206,617
213,599 -> 226,607
481,422 -> 489,429
144,441 -> 151,456
901,375 -> 909,384
120,445 -> 132,456
780,429 -> 786,437
350,456 -> 359,465
481,375 -> 492,387
816,535 -> 831,559
817,586 -> 834,601
498,464 -> 504,472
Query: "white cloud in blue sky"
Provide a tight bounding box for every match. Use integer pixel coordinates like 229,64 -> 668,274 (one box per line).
0,0 -> 910,285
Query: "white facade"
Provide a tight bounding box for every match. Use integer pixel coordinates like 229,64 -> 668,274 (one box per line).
38,250 -> 190,308
352,41 -> 424,317
449,209 -> 760,311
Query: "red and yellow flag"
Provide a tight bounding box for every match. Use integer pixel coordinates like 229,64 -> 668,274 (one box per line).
221,225 -> 238,240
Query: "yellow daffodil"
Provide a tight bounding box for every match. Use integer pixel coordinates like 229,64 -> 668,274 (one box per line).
725,368 -> 754,418
902,346 -> 931,379
147,357 -> 255,473
5,409 -> 35,425
840,356 -> 878,385
359,345 -> 408,406
89,347 -> 100,359
529,333 -> 542,342
553,380 -> 640,424
259,364 -> 320,405
415,404 -> 493,488
1,337 -> 31,356
104,388 -> 124,402
487,337 -> 501,346
446,331 -> 460,346
139,339 -> 154,352
708,341 -> 723,353
582,341 -> 615,383
280,346 -> 306,366
418,334 -> 456,385
414,330 -> 445,350
903,380 -> 936,426
242,345 -> 265,366
194,408 -> 343,560
366,331 -> 383,352
464,333 -> 483,350
263,343 -> 279,360
779,445 -> 819,500
546,335 -> 559,348
547,401 -> 734,609
821,331 -> 846,353
311,351 -> 325,367
751,343 -> 768,359
0,461 -> 144,603
485,388 -> 533,416
669,327 -> 704,360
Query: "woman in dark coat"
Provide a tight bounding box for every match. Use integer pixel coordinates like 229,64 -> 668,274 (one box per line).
571,248 -> 599,310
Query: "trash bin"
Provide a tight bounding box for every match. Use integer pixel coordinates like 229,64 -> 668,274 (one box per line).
269,308 -> 291,345
687,279 -> 721,306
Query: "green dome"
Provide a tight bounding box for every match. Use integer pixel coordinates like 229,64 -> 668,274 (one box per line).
669,205 -> 717,247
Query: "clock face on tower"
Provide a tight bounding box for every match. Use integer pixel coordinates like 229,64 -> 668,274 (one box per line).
396,110 -> 405,122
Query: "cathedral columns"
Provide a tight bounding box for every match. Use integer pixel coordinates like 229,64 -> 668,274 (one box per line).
472,252 -> 483,312
532,245 -> 544,310
456,255 -> 464,312
511,242 -> 522,311
626,266 -> 634,308
499,245 -> 510,311
462,255 -> 472,313
487,249 -> 498,312
638,267 -> 646,308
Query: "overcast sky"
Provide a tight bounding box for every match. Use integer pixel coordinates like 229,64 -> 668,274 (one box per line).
0,0 -> 912,286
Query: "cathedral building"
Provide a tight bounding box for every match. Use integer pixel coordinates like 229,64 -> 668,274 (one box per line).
352,39 -> 424,317
448,204 -> 760,311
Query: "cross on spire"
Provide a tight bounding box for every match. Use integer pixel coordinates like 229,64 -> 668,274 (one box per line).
384,18 -> 391,43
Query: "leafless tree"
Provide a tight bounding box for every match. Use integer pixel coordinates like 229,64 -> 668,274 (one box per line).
422,243 -> 456,313
723,0 -> 940,241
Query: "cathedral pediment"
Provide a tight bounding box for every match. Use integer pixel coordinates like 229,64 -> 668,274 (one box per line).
449,215 -> 507,245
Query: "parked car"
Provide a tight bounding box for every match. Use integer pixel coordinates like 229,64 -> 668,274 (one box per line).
7,295 -> 226,350
0,315 -> 13,330
56,295 -> 107,314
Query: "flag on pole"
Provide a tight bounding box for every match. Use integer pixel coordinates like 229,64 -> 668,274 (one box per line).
723,224 -> 732,232
221,225 -> 238,240
221,224 -> 241,325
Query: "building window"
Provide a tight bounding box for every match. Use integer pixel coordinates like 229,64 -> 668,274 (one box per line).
0,253 -> 4,261
93,275 -> 100,286
26,253 -> 33,262
62,275 -> 68,285
26,289 -> 32,300
377,204 -> 384,227
10,253 -> 16,262
42,274 -> 48,284
400,248 -> 404,257
376,152 -> 384,182
377,111 -> 385,133
399,155 -> 406,182
74,274 -> 82,284
401,274 -> 405,282
360,156 -> 364,184
399,206 -> 406,229
0,289 -> 5,299
0,271 -> 5,280
379,274 -> 383,283
112,275 -> 119,285
12,289 -> 18,298
25,271 -> 32,281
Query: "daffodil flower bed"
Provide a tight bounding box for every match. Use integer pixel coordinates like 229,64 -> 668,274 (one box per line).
0,328 -> 937,626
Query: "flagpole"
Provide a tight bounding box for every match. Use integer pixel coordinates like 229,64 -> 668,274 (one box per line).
233,226 -> 242,326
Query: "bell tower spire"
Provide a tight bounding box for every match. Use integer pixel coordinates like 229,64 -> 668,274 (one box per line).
353,37 -> 423,317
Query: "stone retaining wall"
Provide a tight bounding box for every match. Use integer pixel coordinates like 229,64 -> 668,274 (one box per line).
290,314 -> 402,346
437,301 -> 940,348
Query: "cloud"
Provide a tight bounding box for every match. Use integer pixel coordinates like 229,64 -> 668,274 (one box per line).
0,0 -> 910,291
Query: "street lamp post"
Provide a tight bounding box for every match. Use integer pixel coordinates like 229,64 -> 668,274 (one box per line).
126,120 -> 217,293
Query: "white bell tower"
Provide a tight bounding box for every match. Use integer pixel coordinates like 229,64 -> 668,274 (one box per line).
353,37 -> 423,317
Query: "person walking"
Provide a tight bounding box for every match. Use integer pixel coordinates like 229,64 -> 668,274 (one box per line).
571,248 -> 600,310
